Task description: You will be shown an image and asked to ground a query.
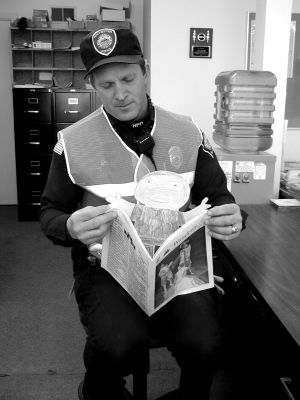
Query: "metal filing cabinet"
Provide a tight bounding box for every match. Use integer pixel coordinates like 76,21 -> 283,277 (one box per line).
13,88 -> 95,220
13,88 -> 54,220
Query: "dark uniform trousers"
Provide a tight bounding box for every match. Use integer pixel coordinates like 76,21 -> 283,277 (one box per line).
74,263 -> 221,400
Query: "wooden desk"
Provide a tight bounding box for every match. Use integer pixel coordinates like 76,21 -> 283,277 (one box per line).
223,204 -> 300,347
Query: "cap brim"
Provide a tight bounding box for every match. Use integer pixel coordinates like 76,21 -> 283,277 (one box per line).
84,55 -> 144,78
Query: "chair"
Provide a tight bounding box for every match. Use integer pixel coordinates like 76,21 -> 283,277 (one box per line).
132,337 -> 166,400
79,306 -> 166,400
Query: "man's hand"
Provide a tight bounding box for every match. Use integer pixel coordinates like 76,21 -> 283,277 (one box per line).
204,203 -> 242,241
66,205 -> 117,246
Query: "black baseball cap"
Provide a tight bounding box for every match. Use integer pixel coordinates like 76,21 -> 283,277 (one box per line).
80,28 -> 144,77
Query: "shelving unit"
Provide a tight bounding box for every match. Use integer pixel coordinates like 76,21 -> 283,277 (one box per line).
11,27 -> 90,88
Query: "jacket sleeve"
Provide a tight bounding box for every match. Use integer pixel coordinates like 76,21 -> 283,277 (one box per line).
39,146 -> 83,247
191,133 -> 235,207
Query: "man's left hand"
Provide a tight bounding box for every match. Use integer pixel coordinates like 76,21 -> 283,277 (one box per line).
204,203 -> 242,241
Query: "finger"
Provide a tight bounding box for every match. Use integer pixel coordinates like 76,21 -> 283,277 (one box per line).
207,203 -> 239,217
205,215 -> 239,228
83,209 -> 117,231
206,222 -> 243,235
207,229 -> 240,241
213,275 -> 224,283
70,210 -> 117,243
78,205 -> 112,221
78,221 -> 114,244
215,283 -> 225,295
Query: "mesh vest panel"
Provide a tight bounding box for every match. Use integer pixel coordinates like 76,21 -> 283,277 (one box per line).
61,106 -> 202,191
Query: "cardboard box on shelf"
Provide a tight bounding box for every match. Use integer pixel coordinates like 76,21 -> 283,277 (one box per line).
68,20 -> 85,29
32,9 -> 49,21
98,20 -> 131,30
101,9 -> 125,21
51,21 -> 69,29
33,21 -> 50,28
85,20 -> 101,31
100,0 -> 130,11
86,14 -> 98,20
100,0 -> 124,10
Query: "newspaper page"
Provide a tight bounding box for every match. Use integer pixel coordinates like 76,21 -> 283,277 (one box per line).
101,208 -> 213,316
150,212 -> 214,314
101,209 -> 153,314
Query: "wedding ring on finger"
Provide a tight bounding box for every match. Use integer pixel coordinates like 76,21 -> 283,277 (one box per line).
231,224 -> 239,234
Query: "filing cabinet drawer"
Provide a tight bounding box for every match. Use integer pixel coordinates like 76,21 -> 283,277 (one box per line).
55,91 -> 92,123
22,155 -> 52,182
27,188 -> 43,205
16,157 -> 51,221
16,124 -> 54,154
17,198 -> 43,221
13,89 -> 52,123
19,184 -> 44,207
22,181 -> 45,204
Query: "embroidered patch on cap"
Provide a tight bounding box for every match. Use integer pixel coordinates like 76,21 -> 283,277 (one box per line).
92,29 -> 117,56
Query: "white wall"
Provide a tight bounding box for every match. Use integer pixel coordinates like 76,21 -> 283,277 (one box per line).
149,0 -> 256,141
0,19 -> 16,204
284,129 -> 300,161
253,0 -> 292,196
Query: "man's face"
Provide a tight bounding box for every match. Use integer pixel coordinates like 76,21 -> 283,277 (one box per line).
92,63 -> 148,121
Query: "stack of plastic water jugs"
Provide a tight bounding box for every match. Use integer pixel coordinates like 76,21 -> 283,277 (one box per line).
213,70 -> 277,153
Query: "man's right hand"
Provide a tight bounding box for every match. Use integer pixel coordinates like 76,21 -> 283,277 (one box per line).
66,205 -> 117,246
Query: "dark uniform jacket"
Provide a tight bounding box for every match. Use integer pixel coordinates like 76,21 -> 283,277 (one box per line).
39,106 -> 235,276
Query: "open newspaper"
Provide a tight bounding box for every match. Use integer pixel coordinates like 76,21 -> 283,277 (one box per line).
92,206 -> 213,316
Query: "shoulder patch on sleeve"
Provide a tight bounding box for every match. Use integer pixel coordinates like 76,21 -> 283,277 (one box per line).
54,139 -> 64,155
201,131 -> 215,158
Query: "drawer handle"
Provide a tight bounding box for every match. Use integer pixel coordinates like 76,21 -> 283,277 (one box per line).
27,172 -> 41,176
29,202 -> 41,206
25,110 -> 39,114
27,142 -> 41,145
31,191 -> 41,197
28,98 -> 39,104
29,130 -> 39,135
64,110 -> 79,114
30,161 -> 40,167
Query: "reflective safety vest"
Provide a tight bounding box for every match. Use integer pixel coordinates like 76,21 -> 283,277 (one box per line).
60,105 -> 202,206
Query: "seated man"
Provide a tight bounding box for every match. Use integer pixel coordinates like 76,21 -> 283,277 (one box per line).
39,27 -> 244,400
